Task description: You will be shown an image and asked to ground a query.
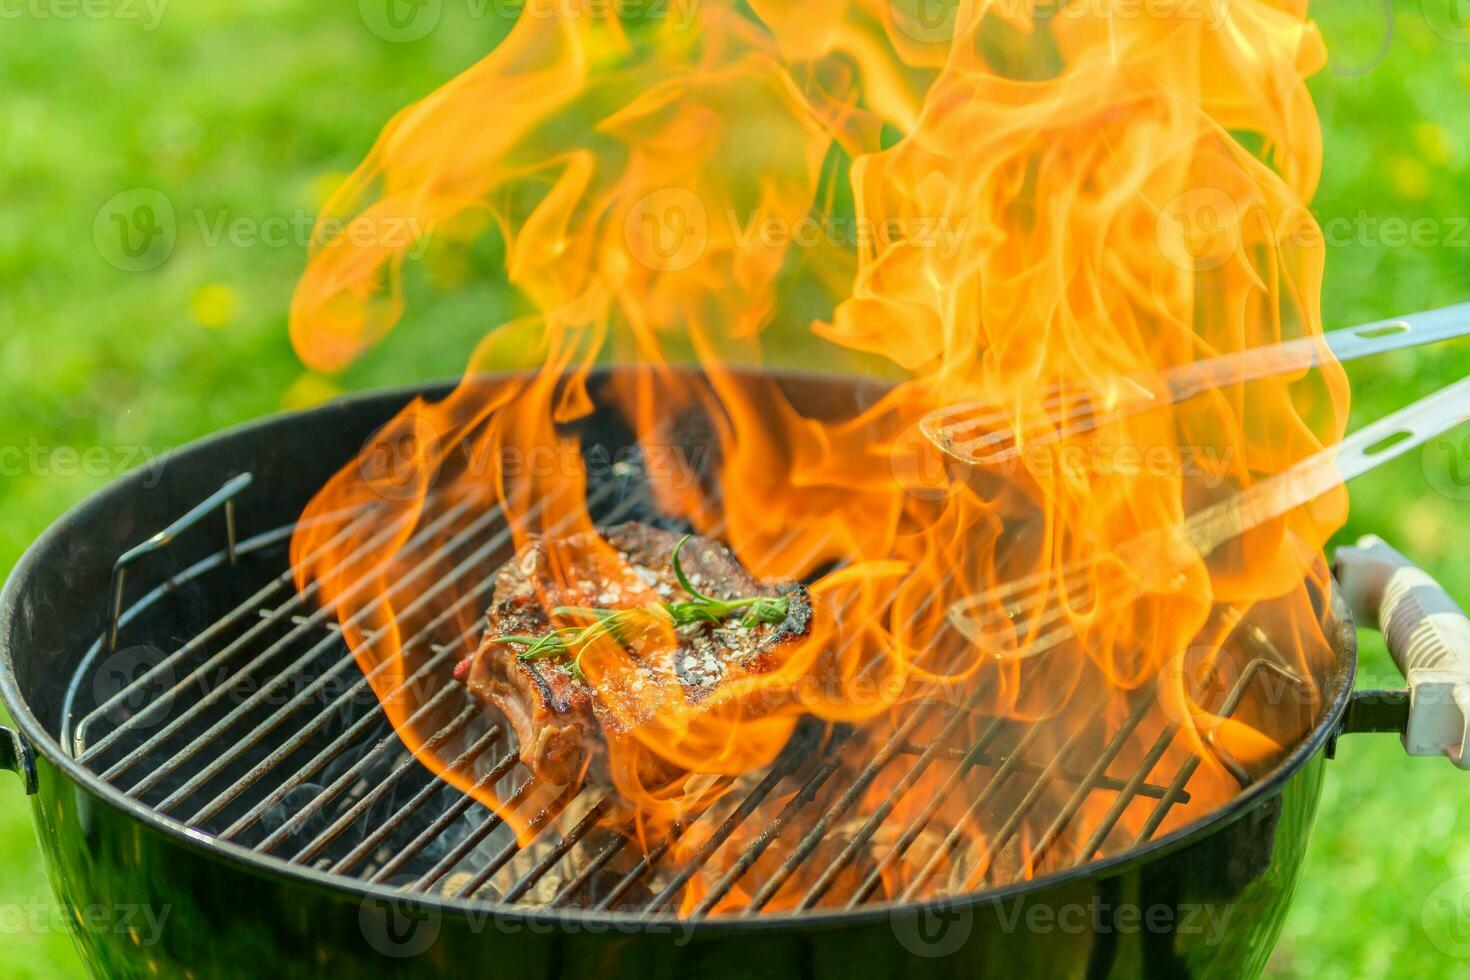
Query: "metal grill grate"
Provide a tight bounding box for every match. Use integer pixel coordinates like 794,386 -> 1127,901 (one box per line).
63,474 -> 1301,918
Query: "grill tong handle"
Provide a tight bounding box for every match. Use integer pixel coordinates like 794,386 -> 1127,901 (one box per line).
1335,536 -> 1470,768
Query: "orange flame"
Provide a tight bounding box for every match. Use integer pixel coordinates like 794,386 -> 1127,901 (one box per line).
289,0 -> 1346,912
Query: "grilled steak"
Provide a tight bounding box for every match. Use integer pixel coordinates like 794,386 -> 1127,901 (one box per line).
455,522 -> 812,786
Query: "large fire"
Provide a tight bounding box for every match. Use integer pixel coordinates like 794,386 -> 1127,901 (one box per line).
288,0 -> 1346,913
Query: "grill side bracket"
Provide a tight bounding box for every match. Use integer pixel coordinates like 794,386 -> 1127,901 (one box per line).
105,473 -> 252,654
1,724 -> 38,795
1336,689 -> 1410,739
1329,689 -> 1410,760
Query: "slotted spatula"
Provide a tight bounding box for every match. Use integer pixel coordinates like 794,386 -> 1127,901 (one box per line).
922,301 -> 1470,466
947,373 -> 1470,657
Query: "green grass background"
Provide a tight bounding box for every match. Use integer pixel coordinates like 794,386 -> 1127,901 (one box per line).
1,2 -> 1467,976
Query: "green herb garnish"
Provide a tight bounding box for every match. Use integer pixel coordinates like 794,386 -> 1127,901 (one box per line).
488,534 -> 789,681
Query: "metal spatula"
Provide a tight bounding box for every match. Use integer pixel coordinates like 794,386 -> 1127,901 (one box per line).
922,302 -> 1470,466
947,374 -> 1470,657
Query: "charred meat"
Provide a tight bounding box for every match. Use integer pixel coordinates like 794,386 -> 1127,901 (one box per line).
454,522 -> 812,785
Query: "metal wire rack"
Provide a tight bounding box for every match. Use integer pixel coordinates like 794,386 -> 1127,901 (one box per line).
63,474 -> 1302,917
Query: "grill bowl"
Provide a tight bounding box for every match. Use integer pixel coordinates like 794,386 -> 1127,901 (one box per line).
0,369 -> 1355,979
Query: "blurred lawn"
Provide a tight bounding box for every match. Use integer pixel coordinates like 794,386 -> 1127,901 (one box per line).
1,2 -> 1468,977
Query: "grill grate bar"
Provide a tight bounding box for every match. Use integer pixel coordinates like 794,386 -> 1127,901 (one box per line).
741,706 -> 935,915
845,716 -> 1010,908
412,777 -> 541,893
894,742 -> 1178,799
329,723 -> 504,878
795,694 -> 995,911
257,678 -> 469,853
159,647 -> 366,815
105,492 -> 483,788
547,835 -> 630,907
168,492 -> 518,814
198,643 -> 453,831
541,791 -> 744,911
69,465 -> 1287,921
960,694 -> 1116,892
369,753 -> 521,885
446,787 -> 582,901
75,497 -> 380,753
187,480 -> 629,828
82,580 -> 292,753
158,490 -> 508,805
895,704 -> 1068,902
290,705 -> 483,866
123,490 -> 491,792
391,486 -> 646,890
218,644 -> 458,839
1131,658 -> 1304,846
269,478 -> 639,887
1077,723 -> 1179,861
686,749 -> 851,917
634,752 -> 804,913
75,500 -> 389,763
1134,759 -> 1196,846
675,574 -> 912,916
585,808 -> 713,912
724,579 -> 964,915
538,515 -> 832,912
1022,690 -> 1158,875
499,798 -> 614,904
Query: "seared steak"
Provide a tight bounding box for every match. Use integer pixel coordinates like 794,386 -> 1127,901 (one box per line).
455,522 -> 812,786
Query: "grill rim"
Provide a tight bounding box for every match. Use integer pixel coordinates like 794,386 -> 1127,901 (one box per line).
0,371 -> 1360,931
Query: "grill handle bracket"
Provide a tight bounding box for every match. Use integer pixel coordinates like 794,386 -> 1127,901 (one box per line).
1,725 -> 38,795
1334,536 -> 1470,767
1337,689 -> 1409,740
104,473 -> 252,654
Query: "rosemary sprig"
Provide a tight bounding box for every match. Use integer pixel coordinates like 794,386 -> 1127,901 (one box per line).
488,534 -> 789,681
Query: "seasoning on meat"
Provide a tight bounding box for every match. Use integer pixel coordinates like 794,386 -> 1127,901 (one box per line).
454,522 -> 812,785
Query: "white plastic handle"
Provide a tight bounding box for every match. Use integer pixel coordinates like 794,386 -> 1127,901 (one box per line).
1335,535 -> 1470,768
